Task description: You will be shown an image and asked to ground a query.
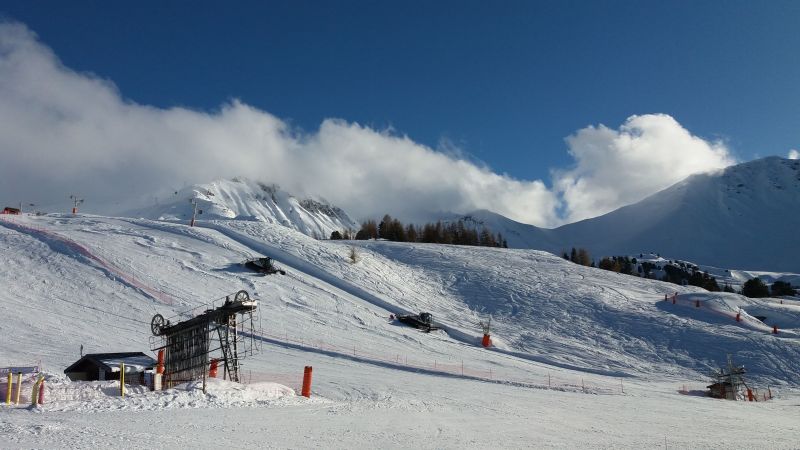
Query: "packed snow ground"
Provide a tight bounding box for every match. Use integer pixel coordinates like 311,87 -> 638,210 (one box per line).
1,214 -> 798,448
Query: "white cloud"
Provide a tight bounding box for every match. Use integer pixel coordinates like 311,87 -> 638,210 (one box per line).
553,114 -> 736,222
789,149 -> 799,160
0,22 -> 558,226
0,22 -> 737,229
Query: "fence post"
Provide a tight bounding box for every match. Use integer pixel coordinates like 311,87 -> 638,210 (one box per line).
15,373 -> 22,405
120,362 -> 125,397
30,376 -> 43,406
5,373 -> 11,404
38,378 -> 45,405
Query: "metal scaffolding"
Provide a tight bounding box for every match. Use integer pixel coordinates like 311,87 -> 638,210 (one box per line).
150,290 -> 261,385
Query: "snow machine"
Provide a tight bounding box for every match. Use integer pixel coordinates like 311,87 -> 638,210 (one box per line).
396,312 -> 439,332
243,257 -> 286,275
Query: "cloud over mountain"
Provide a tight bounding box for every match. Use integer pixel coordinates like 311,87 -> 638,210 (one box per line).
0,22 -> 735,226
554,114 -> 736,222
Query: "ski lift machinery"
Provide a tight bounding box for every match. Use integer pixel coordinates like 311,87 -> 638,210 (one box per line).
150,290 -> 261,385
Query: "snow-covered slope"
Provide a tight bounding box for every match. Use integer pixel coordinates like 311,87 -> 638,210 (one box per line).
2,213 -> 799,447
458,157 -> 800,272
1,213 -> 798,383
127,179 -> 359,239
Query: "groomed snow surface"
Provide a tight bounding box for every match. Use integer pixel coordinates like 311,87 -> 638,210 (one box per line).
1,214 -> 798,448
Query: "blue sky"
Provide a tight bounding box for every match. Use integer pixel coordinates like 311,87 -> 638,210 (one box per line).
0,1 -> 798,225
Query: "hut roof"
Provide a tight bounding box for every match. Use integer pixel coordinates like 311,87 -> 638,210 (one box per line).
64,352 -> 156,374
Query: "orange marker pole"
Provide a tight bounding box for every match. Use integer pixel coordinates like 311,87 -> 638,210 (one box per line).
157,349 -> 165,374
301,366 -> 313,398
209,359 -> 219,378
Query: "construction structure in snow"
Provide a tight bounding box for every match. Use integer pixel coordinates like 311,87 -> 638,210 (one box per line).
707,355 -> 756,401
149,290 -> 261,385
243,256 -> 286,275
396,312 -> 439,332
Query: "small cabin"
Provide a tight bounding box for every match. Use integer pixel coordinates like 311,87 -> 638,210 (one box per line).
1,207 -> 20,215
64,352 -> 156,382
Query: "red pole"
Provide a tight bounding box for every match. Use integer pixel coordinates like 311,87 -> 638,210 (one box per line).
209,359 -> 219,378
773,325 -> 779,335
301,366 -> 313,398
157,349 -> 165,374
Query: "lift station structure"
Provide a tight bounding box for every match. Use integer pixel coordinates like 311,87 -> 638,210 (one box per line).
150,290 -> 261,385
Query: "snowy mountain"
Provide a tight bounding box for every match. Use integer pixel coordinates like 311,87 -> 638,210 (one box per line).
127,178 -> 359,239
457,157 -> 800,272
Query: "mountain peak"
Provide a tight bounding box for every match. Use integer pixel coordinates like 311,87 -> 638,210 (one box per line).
128,178 -> 359,238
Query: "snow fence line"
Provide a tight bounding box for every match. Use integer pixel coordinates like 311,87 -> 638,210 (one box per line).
0,216 -> 176,306
249,330 -> 623,396
660,293 -> 792,336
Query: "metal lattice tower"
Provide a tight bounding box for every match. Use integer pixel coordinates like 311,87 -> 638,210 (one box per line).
150,290 -> 260,385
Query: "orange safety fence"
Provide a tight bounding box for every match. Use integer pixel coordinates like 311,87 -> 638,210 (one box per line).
250,330 -> 623,395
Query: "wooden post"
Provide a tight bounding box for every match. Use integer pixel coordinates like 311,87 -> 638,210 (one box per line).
120,362 -> 125,398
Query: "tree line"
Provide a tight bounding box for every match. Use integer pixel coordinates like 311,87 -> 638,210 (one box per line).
330,214 -> 508,248
566,250 -> 798,298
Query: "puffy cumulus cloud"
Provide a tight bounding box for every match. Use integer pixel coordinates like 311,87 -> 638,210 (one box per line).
0,22 -> 740,229
789,149 -> 799,160
553,114 -> 736,222
0,22 -> 559,226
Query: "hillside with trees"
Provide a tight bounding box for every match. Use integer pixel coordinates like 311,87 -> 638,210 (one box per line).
331,214 -> 508,248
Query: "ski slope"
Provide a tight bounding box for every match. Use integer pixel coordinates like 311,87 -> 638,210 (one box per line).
1,213 -> 799,448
